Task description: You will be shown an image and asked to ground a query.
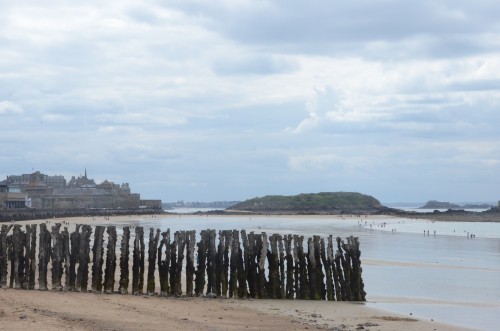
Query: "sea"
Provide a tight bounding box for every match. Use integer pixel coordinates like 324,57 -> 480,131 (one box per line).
104,209 -> 499,331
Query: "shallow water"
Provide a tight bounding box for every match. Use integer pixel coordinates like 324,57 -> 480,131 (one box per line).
101,214 -> 499,330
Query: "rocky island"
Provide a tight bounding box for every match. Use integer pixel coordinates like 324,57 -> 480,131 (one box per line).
228,192 -> 387,214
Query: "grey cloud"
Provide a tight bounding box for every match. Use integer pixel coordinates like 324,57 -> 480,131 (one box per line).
166,1 -> 500,58
212,55 -> 298,76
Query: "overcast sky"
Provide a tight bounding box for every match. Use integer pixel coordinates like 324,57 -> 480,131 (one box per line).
1,1 -> 500,203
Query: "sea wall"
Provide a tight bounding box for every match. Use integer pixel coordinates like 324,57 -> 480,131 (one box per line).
0,209 -> 163,222
0,224 -> 366,301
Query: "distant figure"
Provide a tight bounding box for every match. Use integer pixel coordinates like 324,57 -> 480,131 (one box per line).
434,230 -> 436,236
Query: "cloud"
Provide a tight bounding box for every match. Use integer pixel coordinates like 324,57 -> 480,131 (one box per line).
0,100 -> 24,115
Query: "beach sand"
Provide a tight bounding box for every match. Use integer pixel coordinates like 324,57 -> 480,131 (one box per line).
0,289 -> 470,331
1,215 -> 475,330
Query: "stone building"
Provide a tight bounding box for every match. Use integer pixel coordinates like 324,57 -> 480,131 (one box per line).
1,170 -> 147,210
0,184 -> 27,209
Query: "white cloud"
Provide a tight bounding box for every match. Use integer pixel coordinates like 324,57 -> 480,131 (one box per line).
0,100 -> 23,115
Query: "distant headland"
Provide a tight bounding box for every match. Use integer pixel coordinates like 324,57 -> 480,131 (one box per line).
228,192 -> 387,214
419,200 -> 493,210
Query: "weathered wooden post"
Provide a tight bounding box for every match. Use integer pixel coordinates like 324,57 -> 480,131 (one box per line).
51,224 -> 64,291
146,228 -> 160,296
104,226 -> 117,294
206,229 -> 216,295
268,234 -> 280,299
38,223 -> 51,291
215,230 -> 224,297
76,225 -> 92,292
257,233 -> 268,299
221,230 -> 231,297
185,230 -> 196,297
11,225 -> 24,289
283,234 -> 294,299
132,226 -> 144,295
337,237 -> 352,301
21,225 -> 31,290
194,230 -> 207,296
91,226 -> 105,293
69,225 -> 81,291
328,236 -> 341,301
158,229 -> 170,296
321,238 -> 334,301
314,235 -> 326,300
277,234 -> 285,300
294,235 -> 309,299
168,230 -> 178,295
0,224 -> 13,289
62,227 -> 70,291
346,236 -> 366,301
229,230 -> 238,298
236,230 -> 247,298
173,231 -> 186,296
118,226 -> 130,294
334,237 -> 347,301
245,231 -> 257,298
28,224 -> 37,290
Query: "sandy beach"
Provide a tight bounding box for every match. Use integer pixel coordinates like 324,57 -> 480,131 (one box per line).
1,214 -> 484,330
0,288 -> 470,331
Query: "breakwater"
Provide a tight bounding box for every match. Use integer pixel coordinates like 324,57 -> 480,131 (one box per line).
0,223 -> 366,301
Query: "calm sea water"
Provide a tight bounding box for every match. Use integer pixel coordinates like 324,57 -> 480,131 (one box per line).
102,214 -> 499,331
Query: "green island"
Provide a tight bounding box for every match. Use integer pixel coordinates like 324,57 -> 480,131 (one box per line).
229,192 -> 386,214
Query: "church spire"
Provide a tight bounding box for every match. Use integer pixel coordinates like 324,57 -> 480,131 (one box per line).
85,168 -> 87,178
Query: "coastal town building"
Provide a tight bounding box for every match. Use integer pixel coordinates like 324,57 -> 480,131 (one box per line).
0,170 -> 160,210
0,184 -> 27,208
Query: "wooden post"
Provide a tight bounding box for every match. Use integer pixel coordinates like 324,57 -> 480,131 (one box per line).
194,230 -> 207,296
295,235 -> 309,299
69,225 -> 81,291
118,226 -> 130,294
132,226 -> 144,295
158,229 -> 170,296
229,230 -> 238,298
62,227 -> 70,291
76,225 -> 92,292
268,234 -> 280,299
28,224 -> 37,290
206,229 -> 216,295
313,235 -> 326,300
0,224 -> 13,289
51,224 -> 64,291
11,225 -> 24,289
283,234 -> 294,299
346,236 -> 366,301
91,225 -> 105,293
334,237 -> 347,301
257,233 -> 268,299
237,230 -> 247,298
321,238 -> 334,301
174,231 -> 186,296
168,230 -> 177,295
328,236 -> 341,301
185,230 -> 196,297
146,228 -> 160,296
277,234 -> 285,300
337,237 -> 352,301
221,230 -> 231,297
38,223 -> 51,291
243,231 -> 256,298
21,225 -> 31,290
104,226 -> 117,294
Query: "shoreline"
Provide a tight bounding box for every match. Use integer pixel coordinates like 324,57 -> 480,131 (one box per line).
1,215 -> 492,330
0,289 -> 472,331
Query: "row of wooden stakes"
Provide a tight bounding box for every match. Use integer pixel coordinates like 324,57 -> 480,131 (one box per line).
0,223 -> 366,301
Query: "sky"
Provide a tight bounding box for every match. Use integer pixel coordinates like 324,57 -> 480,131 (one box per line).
1,1 -> 500,203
